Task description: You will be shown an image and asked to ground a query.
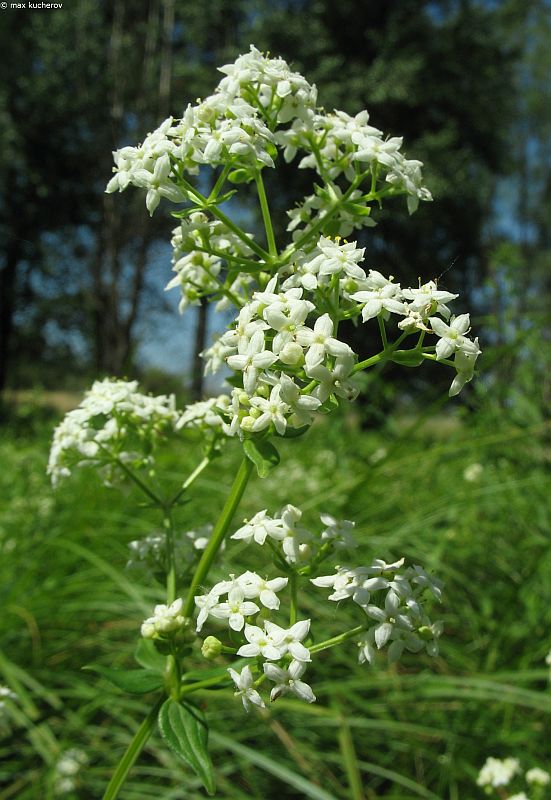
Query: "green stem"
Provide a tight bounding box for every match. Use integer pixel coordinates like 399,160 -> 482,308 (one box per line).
178,175 -> 269,261
352,352 -> 385,374
180,674 -> 231,695
310,625 -> 365,655
289,572 -> 298,626
169,455 -> 211,506
280,174 -> 370,264
113,457 -> 164,507
377,315 -> 388,349
183,457 -> 254,617
163,511 -> 176,605
255,170 -> 277,258
102,696 -> 164,800
207,165 -> 230,202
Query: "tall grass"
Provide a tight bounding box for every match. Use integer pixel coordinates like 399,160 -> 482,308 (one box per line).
1,397 -> 550,798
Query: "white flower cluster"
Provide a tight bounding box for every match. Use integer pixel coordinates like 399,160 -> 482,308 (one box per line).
195,570 -> 315,711
195,570 -> 288,632
127,525 -> 214,580
141,598 -> 186,640
312,559 -> 443,665
176,394 -> 230,432
193,509 -> 442,712
206,241 -> 479,441
231,506 -> 356,565
48,379 -> 178,486
165,213 -> 255,312
477,757 -> 550,799
106,47 -> 319,215
277,107 -> 432,214
55,749 -> 88,796
106,45 -> 430,227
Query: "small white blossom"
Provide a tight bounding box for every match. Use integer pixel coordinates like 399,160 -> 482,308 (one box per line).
141,598 -> 185,638
236,623 -> 285,660
526,767 -> 550,786
264,619 -> 312,662
296,313 -> 354,369
228,665 -> 266,712
477,757 -> 521,788
209,586 -> 260,632
231,510 -> 285,546
263,660 -> 316,703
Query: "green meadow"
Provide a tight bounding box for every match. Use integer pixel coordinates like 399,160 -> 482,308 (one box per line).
1,386 -> 550,799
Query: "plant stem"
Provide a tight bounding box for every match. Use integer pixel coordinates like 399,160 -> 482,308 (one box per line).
352,352 -> 385,373
310,625 -> 365,655
169,455 -> 211,506
102,696 -> 164,800
163,510 -> 176,605
183,457 -> 254,617
112,457 -> 164,507
180,674 -> 231,695
289,572 -> 298,626
178,175 -> 270,261
255,170 -> 277,258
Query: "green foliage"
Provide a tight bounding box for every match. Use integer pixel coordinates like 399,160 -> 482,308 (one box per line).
0,391 -> 550,797
158,699 -> 216,795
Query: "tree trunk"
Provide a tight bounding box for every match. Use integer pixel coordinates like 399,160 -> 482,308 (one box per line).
0,237 -> 22,392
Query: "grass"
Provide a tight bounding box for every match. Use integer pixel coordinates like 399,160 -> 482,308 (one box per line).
0,393 -> 550,799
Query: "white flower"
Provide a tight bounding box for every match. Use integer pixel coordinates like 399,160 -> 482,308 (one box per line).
263,660 -> 316,703
238,571 -> 288,610
351,276 -> 406,322
463,462 -> 483,482
526,767 -> 550,786
429,314 -> 479,360
449,339 -> 481,397
209,586 -> 260,632
141,598 -> 185,638
231,510 -> 285,546
249,384 -> 290,435
228,666 -> 265,712
236,623 -> 285,660
311,566 -> 387,606
402,280 -> 457,320
226,329 -> 277,394
195,589 -> 223,633
314,237 -> 367,280
177,396 -> 228,430
264,619 -> 312,662
320,514 -> 357,549
305,354 -> 358,404
296,313 -> 354,368
477,757 -> 521,788
278,504 -> 313,564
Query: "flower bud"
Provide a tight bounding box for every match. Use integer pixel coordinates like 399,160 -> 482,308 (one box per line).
279,342 -> 304,366
201,636 -> 222,660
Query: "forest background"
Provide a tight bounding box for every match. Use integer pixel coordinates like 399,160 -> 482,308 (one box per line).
1,1 -> 551,799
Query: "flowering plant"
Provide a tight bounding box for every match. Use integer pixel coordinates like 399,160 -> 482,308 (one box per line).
50,46 -> 481,798
477,757 -> 550,800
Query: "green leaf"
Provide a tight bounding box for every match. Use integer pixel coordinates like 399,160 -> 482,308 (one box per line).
83,665 -> 163,694
279,425 -> 310,439
390,349 -> 425,367
158,698 -> 216,796
134,638 -> 166,673
228,168 -> 253,184
243,438 -> 280,478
